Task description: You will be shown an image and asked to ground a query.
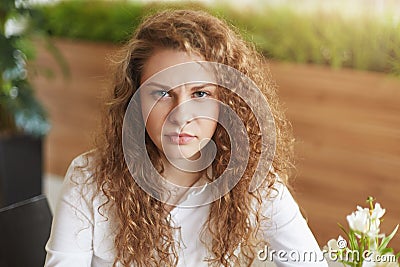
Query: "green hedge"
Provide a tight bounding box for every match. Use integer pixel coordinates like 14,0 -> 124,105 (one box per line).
33,1 -> 144,43
33,1 -> 400,75
33,1 -> 209,43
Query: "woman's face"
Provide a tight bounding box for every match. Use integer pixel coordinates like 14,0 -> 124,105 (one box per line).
139,48 -> 219,161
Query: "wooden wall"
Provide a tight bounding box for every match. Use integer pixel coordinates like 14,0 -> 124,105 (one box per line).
33,39 -> 400,251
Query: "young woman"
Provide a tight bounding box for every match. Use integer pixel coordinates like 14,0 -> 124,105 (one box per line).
45,9 -> 328,267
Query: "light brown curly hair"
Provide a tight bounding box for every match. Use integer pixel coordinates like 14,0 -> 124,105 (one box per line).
89,9 -> 295,267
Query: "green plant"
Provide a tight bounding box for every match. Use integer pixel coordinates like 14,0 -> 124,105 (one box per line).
34,0 -> 208,44
33,1 -> 400,76
1,0 -> 51,136
325,197 -> 399,266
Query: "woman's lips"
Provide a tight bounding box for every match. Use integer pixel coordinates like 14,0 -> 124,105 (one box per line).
165,133 -> 196,145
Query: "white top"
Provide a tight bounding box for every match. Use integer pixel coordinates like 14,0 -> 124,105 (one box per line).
45,153 -> 328,267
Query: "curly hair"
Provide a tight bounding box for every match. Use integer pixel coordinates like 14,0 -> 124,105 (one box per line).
89,9 -> 295,267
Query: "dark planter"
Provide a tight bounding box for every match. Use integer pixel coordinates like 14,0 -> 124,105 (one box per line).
0,134 -> 43,208
0,195 -> 52,267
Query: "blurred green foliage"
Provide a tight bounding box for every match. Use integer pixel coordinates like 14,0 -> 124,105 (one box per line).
1,0 -> 51,136
33,1 -> 143,43
221,5 -> 400,75
33,1 -> 400,75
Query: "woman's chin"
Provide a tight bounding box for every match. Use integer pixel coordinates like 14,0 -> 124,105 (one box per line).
162,147 -> 201,161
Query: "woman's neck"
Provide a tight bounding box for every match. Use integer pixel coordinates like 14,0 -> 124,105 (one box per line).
158,154 -> 207,213
160,156 -> 205,187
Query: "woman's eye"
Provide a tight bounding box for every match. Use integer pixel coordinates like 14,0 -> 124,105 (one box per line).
193,91 -> 210,98
152,90 -> 170,98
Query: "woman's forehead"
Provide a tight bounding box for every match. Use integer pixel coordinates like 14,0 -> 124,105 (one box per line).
140,48 -> 205,84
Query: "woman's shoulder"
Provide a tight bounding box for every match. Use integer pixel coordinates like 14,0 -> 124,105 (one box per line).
267,181 -> 298,214
66,149 -> 97,181
57,150 -> 104,220
64,149 -> 100,190
258,168 -> 292,203
257,169 -> 300,222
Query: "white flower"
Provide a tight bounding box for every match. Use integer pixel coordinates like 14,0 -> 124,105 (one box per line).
327,238 -> 338,250
378,260 -> 400,267
324,236 -> 348,264
368,235 -> 379,250
362,260 -> 376,267
347,207 -> 370,233
371,203 -> 386,220
368,220 -> 385,239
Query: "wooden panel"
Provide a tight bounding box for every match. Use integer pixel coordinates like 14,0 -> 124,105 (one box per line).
31,39 -> 400,251
271,62 -> 400,251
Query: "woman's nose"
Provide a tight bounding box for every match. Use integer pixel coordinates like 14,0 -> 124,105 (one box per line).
167,98 -> 195,126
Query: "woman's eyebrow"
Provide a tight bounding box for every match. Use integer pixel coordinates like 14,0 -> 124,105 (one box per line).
190,83 -> 216,91
142,82 -> 216,92
141,81 -> 171,91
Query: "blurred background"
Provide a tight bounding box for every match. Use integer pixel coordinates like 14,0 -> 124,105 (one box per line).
1,0 -> 399,256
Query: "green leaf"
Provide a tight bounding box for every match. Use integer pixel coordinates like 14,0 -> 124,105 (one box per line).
380,247 -> 394,255
0,0 -> 16,14
0,35 -> 18,70
378,224 -> 399,251
338,223 -> 350,238
347,229 -> 359,251
341,260 -> 355,266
